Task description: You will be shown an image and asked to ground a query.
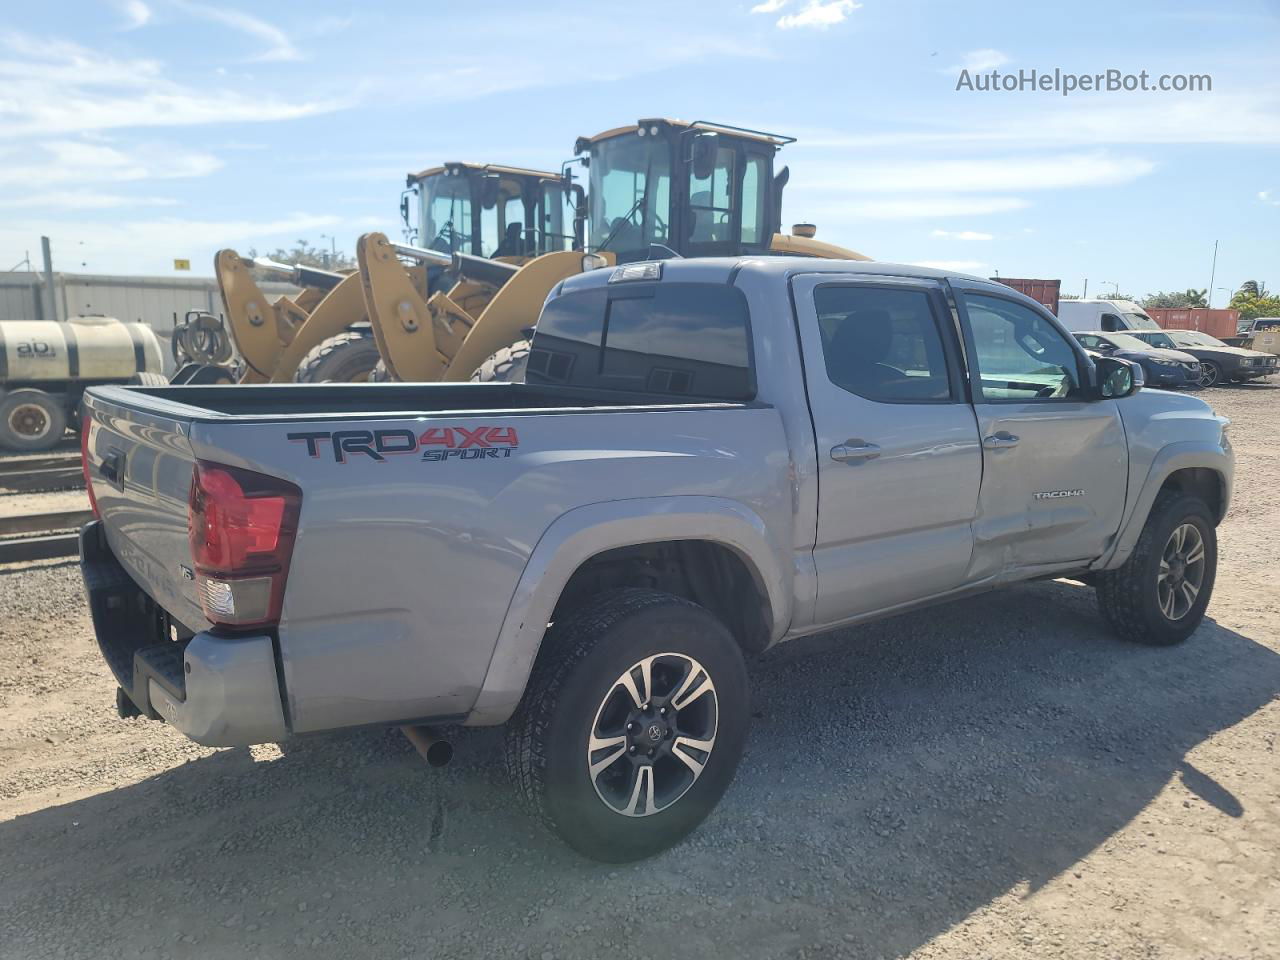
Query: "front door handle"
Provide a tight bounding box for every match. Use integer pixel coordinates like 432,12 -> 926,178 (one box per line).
982,432 -> 1020,450
831,441 -> 881,463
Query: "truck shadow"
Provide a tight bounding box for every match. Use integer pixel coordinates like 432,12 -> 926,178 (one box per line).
2,578 -> 1277,959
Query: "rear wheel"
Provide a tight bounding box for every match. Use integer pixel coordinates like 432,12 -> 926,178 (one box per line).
294,331 -> 382,383
471,339 -> 530,384
1095,492 -> 1217,646
0,388 -> 67,451
505,588 -> 749,862
1197,360 -> 1220,387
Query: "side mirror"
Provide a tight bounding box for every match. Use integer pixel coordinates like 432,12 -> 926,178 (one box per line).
1093,355 -> 1142,400
690,133 -> 719,181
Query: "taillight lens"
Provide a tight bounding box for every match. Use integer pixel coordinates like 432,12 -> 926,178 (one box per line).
187,460 -> 301,628
80,412 -> 100,519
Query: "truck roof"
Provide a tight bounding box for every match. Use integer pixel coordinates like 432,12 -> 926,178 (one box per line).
559,255 -> 990,295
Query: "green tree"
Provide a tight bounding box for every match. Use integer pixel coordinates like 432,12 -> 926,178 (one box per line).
1236,280 -> 1271,299
1142,289 -> 1208,309
1228,291 -> 1280,323
246,239 -> 354,274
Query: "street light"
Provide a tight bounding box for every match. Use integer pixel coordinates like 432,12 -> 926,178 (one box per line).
1101,280 -> 1120,297
319,233 -> 337,268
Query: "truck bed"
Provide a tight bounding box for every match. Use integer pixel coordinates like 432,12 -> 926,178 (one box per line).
89,381 -> 753,421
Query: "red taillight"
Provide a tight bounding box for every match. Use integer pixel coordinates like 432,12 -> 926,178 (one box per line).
187,461 -> 301,628
81,413 -> 100,519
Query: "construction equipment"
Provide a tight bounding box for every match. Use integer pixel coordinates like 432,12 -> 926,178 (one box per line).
173,162 -> 584,386
361,118 -> 871,384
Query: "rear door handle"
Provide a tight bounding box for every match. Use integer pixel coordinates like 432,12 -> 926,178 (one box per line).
830,441 -> 881,463
982,432 -> 1020,450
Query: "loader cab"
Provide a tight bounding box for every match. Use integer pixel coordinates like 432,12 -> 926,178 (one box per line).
404,163 -> 585,260
576,119 -> 793,265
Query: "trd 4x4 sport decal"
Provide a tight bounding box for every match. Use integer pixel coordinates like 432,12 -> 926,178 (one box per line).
287,426 -> 520,464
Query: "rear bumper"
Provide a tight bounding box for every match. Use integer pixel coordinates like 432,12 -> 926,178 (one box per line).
79,520 -> 287,747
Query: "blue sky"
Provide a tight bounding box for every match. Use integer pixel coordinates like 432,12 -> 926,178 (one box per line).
1,0 -> 1277,305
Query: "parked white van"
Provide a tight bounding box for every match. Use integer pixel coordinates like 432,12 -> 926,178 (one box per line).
1058,299 -> 1161,333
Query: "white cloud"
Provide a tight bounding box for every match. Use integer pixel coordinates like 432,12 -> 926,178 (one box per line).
1260,190 -> 1280,206
0,213 -> 344,275
0,191 -> 177,210
953,48 -> 1008,72
777,1 -> 860,30
170,1 -> 300,62
117,0 -> 152,29
909,260 -> 991,273
0,140 -> 222,188
798,151 -> 1154,193
931,229 -> 994,241
750,0 -> 790,12
0,33 -> 344,137
814,197 -> 1030,220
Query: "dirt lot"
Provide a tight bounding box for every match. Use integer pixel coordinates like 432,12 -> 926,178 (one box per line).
2,386 -> 1277,960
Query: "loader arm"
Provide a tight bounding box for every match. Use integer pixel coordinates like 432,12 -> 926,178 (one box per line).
266,273 -> 370,383
213,249 -> 311,379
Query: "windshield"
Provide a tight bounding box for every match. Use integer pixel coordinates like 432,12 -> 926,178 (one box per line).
1136,331 -> 1176,349
588,134 -> 671,259
1124,311 -> 1160,330
1107,333 -> 1151,351
419,174 -> 474,255
1171,330 -> 1225,347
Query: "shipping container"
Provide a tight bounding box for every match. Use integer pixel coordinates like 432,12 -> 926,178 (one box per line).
1144,308 -> 1240,339
992,277 -> 1060,315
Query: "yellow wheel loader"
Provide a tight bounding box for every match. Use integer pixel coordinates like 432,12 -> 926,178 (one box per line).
361,118 -> 871,386
171,162 -> 584,386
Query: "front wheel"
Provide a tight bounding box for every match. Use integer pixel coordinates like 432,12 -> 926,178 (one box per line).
505,589 -> 749,862
1095,492 -> 1217,646
1198,360 -> 1221,387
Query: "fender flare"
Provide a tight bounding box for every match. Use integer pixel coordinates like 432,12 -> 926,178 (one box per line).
1095,439 -> 1232,570
465,496 -> 791,726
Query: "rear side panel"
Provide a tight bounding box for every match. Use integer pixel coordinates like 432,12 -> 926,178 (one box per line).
185,405 -> 792,733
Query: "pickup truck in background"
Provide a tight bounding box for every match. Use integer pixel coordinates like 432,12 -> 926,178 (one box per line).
79,257 -> 1233,861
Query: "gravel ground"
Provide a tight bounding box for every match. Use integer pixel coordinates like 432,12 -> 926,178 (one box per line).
1,386 -> 1278,960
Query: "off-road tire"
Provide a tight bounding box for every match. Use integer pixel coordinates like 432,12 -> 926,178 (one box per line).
128,371 -> 170,387
294,331 -> 381,383
504,588 -> 749,862
471,339 -> 530,384
0,388 -> 68,452
1095,491 -> 1217,646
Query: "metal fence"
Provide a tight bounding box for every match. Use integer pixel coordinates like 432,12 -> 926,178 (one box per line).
0,271 -> 300,335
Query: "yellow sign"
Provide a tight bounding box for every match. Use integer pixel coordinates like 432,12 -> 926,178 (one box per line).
173,259 -> 191,271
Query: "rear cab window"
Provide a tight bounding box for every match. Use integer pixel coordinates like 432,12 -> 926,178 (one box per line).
527,280 -> 755,401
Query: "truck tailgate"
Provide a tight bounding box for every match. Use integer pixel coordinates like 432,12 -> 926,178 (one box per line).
82,392 -> 207,631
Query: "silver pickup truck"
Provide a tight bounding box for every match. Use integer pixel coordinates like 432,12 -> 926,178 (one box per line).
79,257 -> 1232,861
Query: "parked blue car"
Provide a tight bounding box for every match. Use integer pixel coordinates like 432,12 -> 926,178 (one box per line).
1073,332 -> 1201,389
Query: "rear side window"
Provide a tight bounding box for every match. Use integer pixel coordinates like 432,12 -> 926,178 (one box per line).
814,285 -> 953,402
527,282 -> 754,400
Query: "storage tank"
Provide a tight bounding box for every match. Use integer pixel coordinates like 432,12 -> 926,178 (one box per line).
1144,308 -> 1239,340
1,315 -> 163,383
1,316 -> 164,452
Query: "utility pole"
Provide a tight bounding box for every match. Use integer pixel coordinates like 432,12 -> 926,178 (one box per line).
1082,279 -> 1088,299
1207,240 -> 1219,308
40,235 -> 58,323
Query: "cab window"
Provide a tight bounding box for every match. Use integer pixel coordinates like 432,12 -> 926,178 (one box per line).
815,286 -> 953,403
962,293 -> 1082,401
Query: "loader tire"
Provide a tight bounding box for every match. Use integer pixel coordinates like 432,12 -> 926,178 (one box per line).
128,372 -> 170,387
471,339 -> 530,384
294,331 -> 381,383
